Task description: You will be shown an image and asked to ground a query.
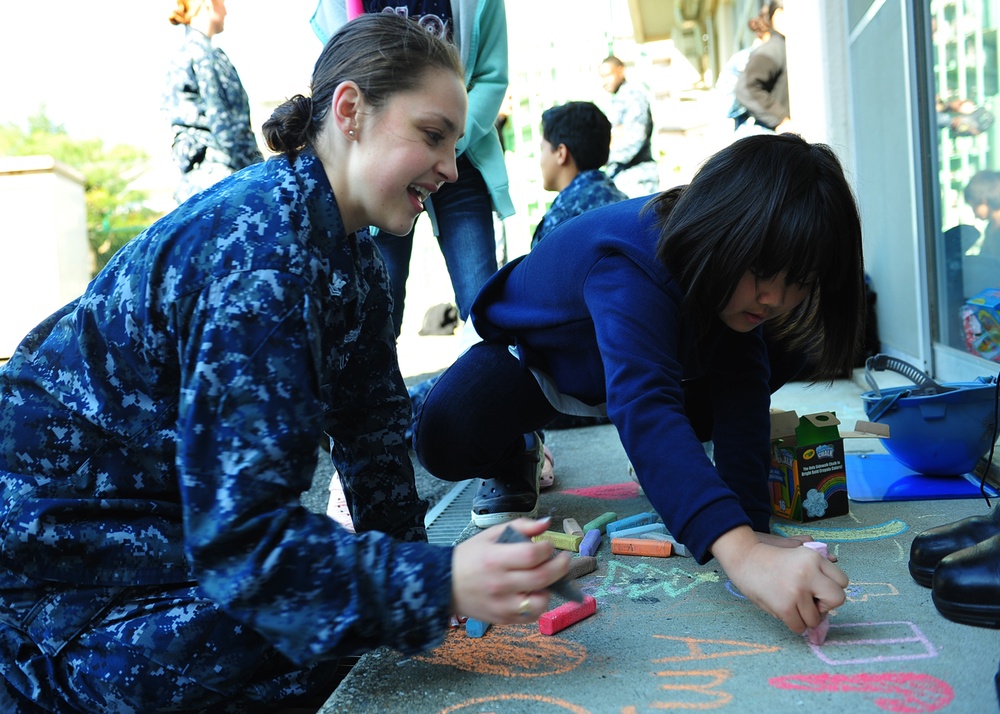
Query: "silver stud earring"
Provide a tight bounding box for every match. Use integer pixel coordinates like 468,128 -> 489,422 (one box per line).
348,130 -> 355,138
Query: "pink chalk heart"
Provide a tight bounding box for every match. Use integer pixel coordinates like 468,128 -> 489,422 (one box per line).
561,482 -> 642,500
769,672 -> 954,712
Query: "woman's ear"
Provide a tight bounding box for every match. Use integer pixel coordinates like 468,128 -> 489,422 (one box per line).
331,81 -> 362,140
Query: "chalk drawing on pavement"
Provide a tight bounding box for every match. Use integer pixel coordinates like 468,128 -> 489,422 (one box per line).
772,519 -> 909,541
592,560 -> 720,601
414,625 -> 588,677
770,672 -> 954,712
807,621 -> 938,665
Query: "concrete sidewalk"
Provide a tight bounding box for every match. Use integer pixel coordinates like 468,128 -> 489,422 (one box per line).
309,223 -> 999,712
316,366 -> 1000,713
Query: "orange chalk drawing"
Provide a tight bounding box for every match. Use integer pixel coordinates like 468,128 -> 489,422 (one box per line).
845,582 -> 900,603
649,669 -> 733,709
770,672 -> 954,712
439,693 -> 590,714
651,635 -> 781,663
413,625 -> 587,677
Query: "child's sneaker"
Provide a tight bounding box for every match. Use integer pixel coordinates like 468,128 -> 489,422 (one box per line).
471,432 -> 543,528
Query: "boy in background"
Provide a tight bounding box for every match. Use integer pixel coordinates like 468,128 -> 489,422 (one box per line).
532,101 -> 628,248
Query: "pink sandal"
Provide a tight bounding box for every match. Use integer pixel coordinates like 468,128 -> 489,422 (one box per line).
540,444 -> 555,490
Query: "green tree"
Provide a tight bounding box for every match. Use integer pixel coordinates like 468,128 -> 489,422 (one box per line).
0,109 -> 164,274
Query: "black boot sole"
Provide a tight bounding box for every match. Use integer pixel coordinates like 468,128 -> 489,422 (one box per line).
908,561 -> 934,588
932,592 -> 1000,629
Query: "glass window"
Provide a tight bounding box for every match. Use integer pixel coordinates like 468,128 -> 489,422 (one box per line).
932,0 -> 1000,363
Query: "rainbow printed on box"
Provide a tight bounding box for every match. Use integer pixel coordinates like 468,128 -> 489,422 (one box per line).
768,410 -> 887,522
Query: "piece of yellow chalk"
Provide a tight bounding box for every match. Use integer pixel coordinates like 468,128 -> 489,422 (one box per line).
533,530 -> 582,552
611,538 -> 673,558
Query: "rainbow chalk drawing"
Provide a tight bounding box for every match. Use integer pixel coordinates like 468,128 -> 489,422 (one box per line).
772,519 -> 909,542
769,672 -> 954,712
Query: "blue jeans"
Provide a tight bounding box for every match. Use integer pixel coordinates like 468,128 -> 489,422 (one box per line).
412,342 -> 558,482
373,155 -> 497,337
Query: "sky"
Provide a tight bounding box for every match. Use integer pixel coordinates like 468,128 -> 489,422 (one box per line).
1,1 -> 322,160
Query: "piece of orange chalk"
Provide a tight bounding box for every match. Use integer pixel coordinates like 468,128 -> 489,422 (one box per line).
538,595 -> 597,635
611,538 -> 673,558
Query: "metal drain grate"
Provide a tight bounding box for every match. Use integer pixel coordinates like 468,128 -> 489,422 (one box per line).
425,479 -> 475,545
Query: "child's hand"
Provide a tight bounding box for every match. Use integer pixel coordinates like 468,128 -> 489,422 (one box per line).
450,518 -> 571,624
713,526 -> 848,633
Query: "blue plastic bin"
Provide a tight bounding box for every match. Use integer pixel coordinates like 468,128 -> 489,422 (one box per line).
861,379 -> 999,476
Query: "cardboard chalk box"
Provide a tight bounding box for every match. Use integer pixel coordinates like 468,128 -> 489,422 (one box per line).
960,287 -> 1000,363
769,411 -> 887,522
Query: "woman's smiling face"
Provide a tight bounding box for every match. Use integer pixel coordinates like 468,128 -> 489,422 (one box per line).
353,68 -> 467,236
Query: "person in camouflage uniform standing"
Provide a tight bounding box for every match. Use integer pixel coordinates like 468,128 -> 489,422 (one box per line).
0,14 -> 568,713
163,0 -> 263,205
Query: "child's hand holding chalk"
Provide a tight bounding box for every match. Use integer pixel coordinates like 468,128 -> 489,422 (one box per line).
711,525 -> 848,636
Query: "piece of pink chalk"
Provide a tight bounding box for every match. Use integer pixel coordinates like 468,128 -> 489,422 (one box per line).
803,541 -> 831,644
538,595 -> 597,635
807,615 -> 830,645
803,541 -> 830,559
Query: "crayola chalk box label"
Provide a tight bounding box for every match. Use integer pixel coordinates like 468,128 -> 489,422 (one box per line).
769,412 -> 848,522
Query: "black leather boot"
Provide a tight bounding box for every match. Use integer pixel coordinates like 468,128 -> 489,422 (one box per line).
908,506 -> 1000,587
930,533 -> 1000,629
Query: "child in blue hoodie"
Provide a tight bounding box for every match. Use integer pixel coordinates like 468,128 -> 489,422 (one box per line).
414,133 -> 866,637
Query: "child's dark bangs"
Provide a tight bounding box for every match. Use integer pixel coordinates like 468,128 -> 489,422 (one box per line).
770,188 -> 846,286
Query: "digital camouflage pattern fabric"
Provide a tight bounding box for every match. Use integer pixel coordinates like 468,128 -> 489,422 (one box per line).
531,169 -> 628,248
0,150 -> 453,712
163,26 -> 263,204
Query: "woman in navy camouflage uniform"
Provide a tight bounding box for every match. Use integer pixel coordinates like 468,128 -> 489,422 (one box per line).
0,14 -> 568,713
163,0 -> 263,205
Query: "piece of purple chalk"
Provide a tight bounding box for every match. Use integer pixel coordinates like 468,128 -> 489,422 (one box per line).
579,529 -> 602,557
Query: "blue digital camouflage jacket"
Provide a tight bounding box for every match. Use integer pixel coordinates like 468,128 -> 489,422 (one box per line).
163,26 -> 263,175
0,149 -> 454,665
531,169 -> 629,248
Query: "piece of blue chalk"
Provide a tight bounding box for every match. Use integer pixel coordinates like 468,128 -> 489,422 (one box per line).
465,618 -> 491,638
579,528 -> 602,557
606,512 -> 658,536
609,523 -> 667,540
664,536 -> 692,558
